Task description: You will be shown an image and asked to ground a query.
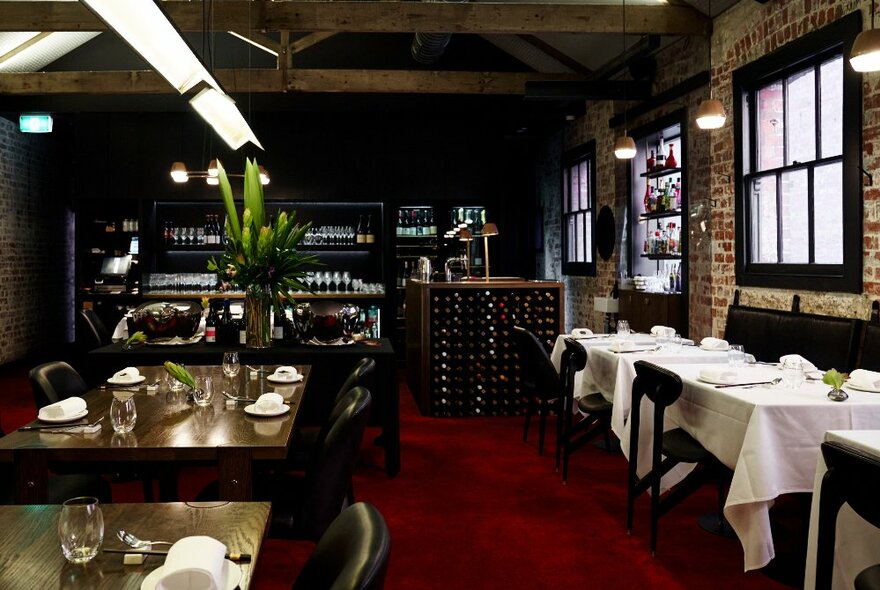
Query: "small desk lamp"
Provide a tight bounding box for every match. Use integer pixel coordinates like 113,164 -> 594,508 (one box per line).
481,223 -> 499,281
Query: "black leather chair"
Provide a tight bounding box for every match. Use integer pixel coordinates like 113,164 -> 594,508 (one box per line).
293,502 -> 390,590
816,441 -> 880,590
77,308 -> 111,350
513,326 -> 561,456
858,322 -> 880,372
558,337 -> 613,483
627,360 -> 726,554
29,361 -> 89,410
261,386 -> 373,541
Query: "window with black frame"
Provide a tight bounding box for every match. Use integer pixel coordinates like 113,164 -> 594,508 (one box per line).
733,13 -> 862,292
562,141 -> 596,276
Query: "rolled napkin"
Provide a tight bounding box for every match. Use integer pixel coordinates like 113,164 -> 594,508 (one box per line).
112,367 -> 140,381
255,392 -> 285,414
39,396 -> 87,420
271,366 -> 298,380
700,337 -> 729,351
848,369 -> 880,390
156,536 -> 227,590
607,339 -> 636,353
571,328 -> 594,338
651,326 -> 675,338
779,354 -> 817,372
699,368 -> 738,384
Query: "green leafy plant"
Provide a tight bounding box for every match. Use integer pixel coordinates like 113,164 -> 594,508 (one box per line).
164,361 -> 196,390
207,158 -> 318,311
123,330 -> 147,350
822,368 -> 847,390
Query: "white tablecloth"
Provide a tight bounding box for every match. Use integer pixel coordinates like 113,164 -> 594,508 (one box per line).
804,430 -> 880,590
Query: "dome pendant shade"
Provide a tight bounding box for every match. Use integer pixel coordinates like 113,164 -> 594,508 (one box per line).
850,28 -> 880,72
695,99 -> 727,130
614,135 -> 637,159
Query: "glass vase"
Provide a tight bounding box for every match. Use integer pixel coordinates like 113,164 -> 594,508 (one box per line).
246,285 -> 272,349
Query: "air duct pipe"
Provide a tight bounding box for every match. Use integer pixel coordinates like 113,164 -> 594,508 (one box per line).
411,0 -> 469,65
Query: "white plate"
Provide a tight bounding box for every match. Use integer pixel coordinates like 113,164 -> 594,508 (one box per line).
244,403 -> 290,418
107,375 -> 146,385
266,374 -> 304,384
141,559 -> 241,590
696,376 -> 738,386
700,344 -> 730,352
37,409 -> 89,423
844,382 -> 880,393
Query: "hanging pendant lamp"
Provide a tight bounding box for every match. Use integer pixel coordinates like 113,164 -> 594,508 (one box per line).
614,0 -> 636,159
696,0 -> 726,130
851,0 -> 880,72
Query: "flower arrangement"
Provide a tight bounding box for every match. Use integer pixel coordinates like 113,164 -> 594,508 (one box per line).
207,159 -> 317,347
164,361 -> 195,389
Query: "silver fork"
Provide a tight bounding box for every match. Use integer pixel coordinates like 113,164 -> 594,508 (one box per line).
27,416 -> 104,433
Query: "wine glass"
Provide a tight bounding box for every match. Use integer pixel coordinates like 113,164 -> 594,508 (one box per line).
58,497 -> 104,564
342,271 -> 352,293
318,271 -> 329,292
222,352 -> 240,377
332,271 -> 342,293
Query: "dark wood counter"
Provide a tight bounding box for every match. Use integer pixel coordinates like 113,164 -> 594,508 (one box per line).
405,279 -> 564,416
617,288 -> 684,336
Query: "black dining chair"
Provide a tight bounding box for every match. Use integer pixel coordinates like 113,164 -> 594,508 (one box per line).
627,360 -> 727,555
513,326 -> 562,456
293,502 -> 390,590
558,337 -> 613,483
29,361 -> 89,410
816,441 -> 880,590
77,308 -> 112,350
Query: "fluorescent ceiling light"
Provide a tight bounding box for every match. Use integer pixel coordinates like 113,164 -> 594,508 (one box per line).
80,0 -> 221,94
189,88 -> 263,151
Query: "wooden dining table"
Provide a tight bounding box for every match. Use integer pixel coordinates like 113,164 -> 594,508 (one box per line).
0,365 -> 309,503
0,501 -> 270,590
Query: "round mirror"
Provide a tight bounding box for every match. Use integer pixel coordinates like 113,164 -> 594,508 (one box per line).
596,205 -> 615,261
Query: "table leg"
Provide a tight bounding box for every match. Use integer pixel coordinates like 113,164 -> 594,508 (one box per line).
218,447 -> 253,501
14,448 -> 48,504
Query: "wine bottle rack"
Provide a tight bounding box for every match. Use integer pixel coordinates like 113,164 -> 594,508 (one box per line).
406,281 -> 564,417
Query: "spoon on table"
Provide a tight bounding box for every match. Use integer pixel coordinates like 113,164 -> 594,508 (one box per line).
117,530 -> 173,549
715,377 -> 782,389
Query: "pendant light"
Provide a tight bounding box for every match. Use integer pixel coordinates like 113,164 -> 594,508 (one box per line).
696,0 -> 727,130
851,0 -> 880,72
614,0 -> 636,160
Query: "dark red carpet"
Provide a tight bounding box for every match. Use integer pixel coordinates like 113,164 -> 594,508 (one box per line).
0,363 -> 792,589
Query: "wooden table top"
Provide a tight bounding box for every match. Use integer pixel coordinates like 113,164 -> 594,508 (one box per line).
0,365 -> 309,463
0,501 -> 270,590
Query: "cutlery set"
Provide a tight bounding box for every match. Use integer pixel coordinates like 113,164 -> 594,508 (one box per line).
19,416 -> 104,432
107,530 -> 251,562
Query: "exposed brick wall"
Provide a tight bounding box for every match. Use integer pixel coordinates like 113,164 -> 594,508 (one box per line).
0,117 -> 73,364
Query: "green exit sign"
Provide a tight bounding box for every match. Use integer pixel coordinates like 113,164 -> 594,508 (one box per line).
19,114 -> 53,133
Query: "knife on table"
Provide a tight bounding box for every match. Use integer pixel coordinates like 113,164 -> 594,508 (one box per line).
103,548 -> 251,562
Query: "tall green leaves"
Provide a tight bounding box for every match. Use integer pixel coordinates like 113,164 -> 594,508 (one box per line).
216,161 -> 241,242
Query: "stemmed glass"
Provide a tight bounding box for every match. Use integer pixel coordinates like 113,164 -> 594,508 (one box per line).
342,271 -> 352,293
222,352 -> 240,377
332,271 -> 342,293
58,497 -> 104,564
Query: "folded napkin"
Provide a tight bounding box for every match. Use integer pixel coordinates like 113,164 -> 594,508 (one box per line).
779,354 -> 817,372
40,397 -> 87,420
255,392 -> 285,414
607,339 -> 636,352
156,536 -> 227,590
700,337 -> 729,351
699,368 -> 738,384
112,367 -> 140,381
571,328 -> 594,338
272,366 -> 298,378
651,326 -> 675,338
848,369 -> 880,390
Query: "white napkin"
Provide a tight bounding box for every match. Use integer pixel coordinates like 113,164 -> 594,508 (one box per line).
700,337 -> 729,351
255,392 -> 285,414
607,339 -> 636,352
848,369 -> 880,390
779,354 -> 817,372
272,366 -> 298,380
112,367 -> 140,381
156,536 -> 227,590
39,397 -> 87,420
651,325 -> 675,337
571,328 -> 593,338
699,368 -> 738,384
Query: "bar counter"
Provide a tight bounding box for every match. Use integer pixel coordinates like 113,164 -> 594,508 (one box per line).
89,339 -> 399,476
406,278 -> 564,416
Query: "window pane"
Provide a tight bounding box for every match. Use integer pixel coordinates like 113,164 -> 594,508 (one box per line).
742,91 -> 751,176
570,166 -> 579,213
575,212 -> 585,262
584,213 -> 593,263
757,81 -> 785,171
566,215 -> 575,262
813,161 -> 843,264
780,169 -> 809,263
563,169 -> 570,214
786,68 -> 816,165
820,56 -> 843,158
750,174 -> 778,263
579,161 -> 589,210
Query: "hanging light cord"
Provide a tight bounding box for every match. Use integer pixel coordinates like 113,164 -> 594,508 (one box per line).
707,0 -> 712,99
622,0 -> 627,134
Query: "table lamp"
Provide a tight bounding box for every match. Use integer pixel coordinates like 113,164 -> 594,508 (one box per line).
458,228 -> 473,277
481,223 -> 499,281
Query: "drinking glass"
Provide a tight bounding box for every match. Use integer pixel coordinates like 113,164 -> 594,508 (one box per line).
192,375 -> 214,407
727,344 -> 745,367
222,352 -> 240,377
110,392 -> 137,434
617,320 -> 630,339
332,271 -> 342,293
782,358 -> 805,389
342,271 -> 352,293
166,363 -> 187,392
669,333 -> 683,354
58,497 -> 104,564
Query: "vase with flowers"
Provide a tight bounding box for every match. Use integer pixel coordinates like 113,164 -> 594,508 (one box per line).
207,159 -> 316,348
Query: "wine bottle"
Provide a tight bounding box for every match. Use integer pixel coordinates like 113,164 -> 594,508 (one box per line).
272,308 -> 285,344
365,214 -> 375,244
428,209 -> 437,236
397,209 -> 405,237
220,298 -> 232,344
356,215 -> 366,244
646,149 -> 655,171
205,303 -> 217,343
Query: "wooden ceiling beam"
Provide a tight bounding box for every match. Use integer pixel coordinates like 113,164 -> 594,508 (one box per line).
0,69 -> 583,95
290,32 -> 337,55
0,2 -> 711,36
